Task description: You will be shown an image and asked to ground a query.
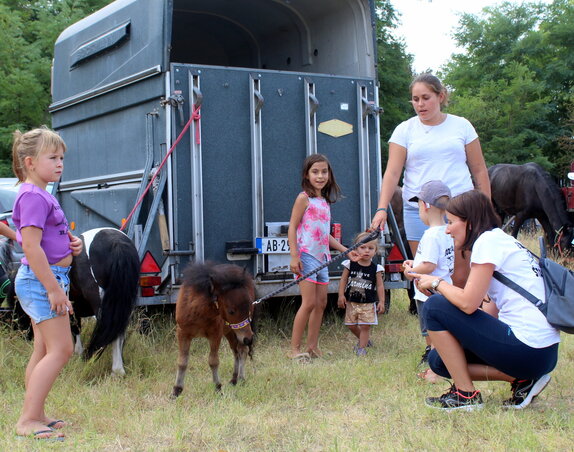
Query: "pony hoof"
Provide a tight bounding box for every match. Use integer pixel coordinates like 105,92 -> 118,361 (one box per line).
171,386 -> 183,398
230,378 -> 237,386
215,383 -> 222,392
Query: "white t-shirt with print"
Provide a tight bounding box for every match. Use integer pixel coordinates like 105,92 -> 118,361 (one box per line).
389,114 -> 478,204
412,225 -> 454,302
471,228 -> 560,348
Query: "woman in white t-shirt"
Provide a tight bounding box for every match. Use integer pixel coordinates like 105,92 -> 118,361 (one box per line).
370,73 -> 490,287
412,190 -> 560,412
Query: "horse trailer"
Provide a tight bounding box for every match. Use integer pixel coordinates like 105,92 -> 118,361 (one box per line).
50,0 -> 410,305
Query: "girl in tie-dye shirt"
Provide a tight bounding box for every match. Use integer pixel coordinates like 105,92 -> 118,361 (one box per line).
287,154 -> 347,359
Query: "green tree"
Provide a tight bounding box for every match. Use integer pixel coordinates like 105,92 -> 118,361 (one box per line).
375,0 -> 415,162
0,0 -> 112,176
441,0 -> 574,177
0,0 -> 413,177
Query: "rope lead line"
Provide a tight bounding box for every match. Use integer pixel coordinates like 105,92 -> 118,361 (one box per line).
120,105 -> 201,232
252,229 -> 380,305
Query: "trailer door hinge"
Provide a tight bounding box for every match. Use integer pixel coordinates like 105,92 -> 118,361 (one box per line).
161,92 -> 185,125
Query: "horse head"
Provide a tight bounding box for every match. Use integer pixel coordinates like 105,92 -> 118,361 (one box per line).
209,264 -> 255,348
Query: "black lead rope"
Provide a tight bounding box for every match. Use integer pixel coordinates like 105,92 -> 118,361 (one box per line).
252,229 -> 380,305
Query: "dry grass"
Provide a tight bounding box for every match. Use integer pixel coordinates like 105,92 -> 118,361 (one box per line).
1,233 -> 573,451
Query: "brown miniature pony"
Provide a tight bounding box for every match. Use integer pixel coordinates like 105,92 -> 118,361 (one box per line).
172,262 -> 255,397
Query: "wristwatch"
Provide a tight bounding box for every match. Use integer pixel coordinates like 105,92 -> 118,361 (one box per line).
431,278 -> 444,291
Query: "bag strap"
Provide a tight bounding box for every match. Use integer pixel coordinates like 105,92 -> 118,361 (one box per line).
492,271 -> 545,308
492,235 -> 548,309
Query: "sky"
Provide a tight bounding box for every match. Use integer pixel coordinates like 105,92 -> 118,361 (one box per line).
390,0 -> 550,73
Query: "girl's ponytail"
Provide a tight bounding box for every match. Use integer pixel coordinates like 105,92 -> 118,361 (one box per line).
12,130 -> 25,182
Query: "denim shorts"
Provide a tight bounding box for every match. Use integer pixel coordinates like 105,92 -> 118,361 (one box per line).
299,252 -> 329,284
15,264 -> 71,325
403,201 -> 429,242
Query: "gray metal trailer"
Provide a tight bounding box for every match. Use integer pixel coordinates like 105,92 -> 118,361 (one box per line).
50,0 -> 409,304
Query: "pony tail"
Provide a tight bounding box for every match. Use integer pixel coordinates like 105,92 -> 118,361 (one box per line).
12,130 -> 25,182
85,231 -> 139,359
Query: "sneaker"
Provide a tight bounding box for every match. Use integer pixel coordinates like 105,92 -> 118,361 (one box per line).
425,385 -> 484,411
355,340 -> 373,351
356,347 -> 367,356
419,345 -> 431,366
502,374 -> 551,410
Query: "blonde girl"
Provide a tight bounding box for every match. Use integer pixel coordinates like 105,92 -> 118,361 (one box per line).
338,231 -> 385,356
288,154 -> 346,359
12,127 -> 82,440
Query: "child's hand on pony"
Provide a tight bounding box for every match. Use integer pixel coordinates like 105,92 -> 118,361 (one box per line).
68,231 -> 83,256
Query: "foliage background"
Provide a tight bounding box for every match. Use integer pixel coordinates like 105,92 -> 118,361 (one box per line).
0,0 -> 572,177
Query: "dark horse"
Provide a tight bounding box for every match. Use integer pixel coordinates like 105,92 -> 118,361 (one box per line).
1,228 -> 139,375
489,163 -> 574,255
70,228 -> 139,375
172,262 -> 255,397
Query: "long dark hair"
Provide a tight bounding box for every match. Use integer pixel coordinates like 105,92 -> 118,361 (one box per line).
300,154 -> 342,204
446,190 -> 501,255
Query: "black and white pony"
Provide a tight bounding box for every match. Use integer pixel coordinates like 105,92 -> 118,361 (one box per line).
1,228 -> 139,375
70,228 -> 140,375
489,162 -> 574,255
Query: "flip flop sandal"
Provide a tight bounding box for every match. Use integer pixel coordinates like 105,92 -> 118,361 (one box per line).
290,352 -> 311,362
47,420 -> 66,429
17,429 -> 65,441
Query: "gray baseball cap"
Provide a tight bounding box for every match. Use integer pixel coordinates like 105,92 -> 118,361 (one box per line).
409,180 -> 451,208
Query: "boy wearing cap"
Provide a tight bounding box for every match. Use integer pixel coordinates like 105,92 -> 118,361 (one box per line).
403,180 -> 454,383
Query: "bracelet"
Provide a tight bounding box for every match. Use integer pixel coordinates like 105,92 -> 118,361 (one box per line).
375,207 -> 387,213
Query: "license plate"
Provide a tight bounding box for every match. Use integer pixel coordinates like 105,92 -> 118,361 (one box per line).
256,237 -> 290,254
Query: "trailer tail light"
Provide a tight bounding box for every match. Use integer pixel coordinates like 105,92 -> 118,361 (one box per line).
140,251 -> 162,297
140,276 -> 161,287
141,251 -> 161,273
386,244 -> 405,262
385,263 -> 404,273
141,286 -> 155,297
384,244 -> 406,275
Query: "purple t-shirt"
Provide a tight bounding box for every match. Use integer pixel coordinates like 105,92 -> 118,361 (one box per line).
12,183 -> 71,265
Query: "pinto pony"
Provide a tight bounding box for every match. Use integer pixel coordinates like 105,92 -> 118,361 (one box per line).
489,163 -> 573,255
0,228 -> 139,374
69,228 -> 139,375
172,262 -> 255,397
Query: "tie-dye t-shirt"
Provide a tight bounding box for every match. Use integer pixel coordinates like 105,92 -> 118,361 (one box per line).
296,193 -> 331,262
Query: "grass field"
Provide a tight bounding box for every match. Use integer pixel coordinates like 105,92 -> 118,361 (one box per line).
1,237 -> 573,451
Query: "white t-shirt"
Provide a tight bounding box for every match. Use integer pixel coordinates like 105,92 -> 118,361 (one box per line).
389,114 -> 478,203
472,228 -> 560,348
412,225 -> 454,302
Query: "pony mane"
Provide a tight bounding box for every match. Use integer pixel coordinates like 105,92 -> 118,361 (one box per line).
211,264 -> 253,293
528,163 -> 571,225
182,262 -> 253,296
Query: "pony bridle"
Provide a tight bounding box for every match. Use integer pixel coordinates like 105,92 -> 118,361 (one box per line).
212,296 -> 251,330
554,226 -> 565,257
225,317 -> 251,330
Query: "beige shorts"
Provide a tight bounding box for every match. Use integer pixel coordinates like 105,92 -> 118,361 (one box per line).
344,302 -> 378,326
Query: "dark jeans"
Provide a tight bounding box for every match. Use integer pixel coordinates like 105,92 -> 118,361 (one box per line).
423,295 -> 558,380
